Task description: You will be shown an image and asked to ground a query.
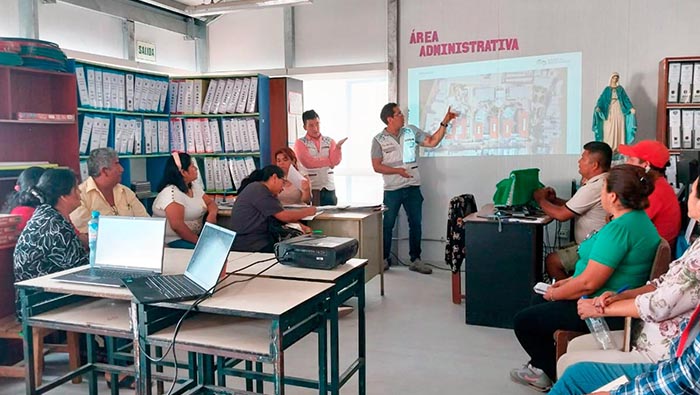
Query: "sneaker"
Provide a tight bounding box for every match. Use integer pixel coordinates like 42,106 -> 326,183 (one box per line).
409,259 -> 432,275
509,364 -> 552,392
383,259 -> 390,271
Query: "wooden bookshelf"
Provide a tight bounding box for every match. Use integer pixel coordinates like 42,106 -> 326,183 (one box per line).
0,66 -> 79,208
656,56 -> 700,149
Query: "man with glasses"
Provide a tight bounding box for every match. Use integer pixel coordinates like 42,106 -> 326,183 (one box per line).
371,103 -> 456,274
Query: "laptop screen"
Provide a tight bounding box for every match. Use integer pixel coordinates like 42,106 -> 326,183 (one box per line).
95,216 -> 166,272
185,223 -> 237,290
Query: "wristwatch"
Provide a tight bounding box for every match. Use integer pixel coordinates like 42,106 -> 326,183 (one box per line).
440,122 -> 449,128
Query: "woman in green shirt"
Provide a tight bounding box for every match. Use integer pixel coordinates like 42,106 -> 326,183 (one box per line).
510,164 -> 661,391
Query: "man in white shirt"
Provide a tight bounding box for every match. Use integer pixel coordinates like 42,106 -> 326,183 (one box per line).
533,141 -> 612,280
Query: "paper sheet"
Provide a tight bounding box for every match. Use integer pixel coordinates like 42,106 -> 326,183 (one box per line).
287,164 -> 306,191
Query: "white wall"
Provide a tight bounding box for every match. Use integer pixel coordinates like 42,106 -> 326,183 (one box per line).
294,0 -> 387,67
0,0 -> 19,37
207,0 -> 388,72
398,0 -> 700,262
38,2 -> 124,59
134,23 -> 197,72
208,8 -> 286,72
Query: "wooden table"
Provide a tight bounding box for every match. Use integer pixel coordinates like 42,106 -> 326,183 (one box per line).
17,248 -> 366,395
165,249 -> 367,395
15,259 -> 336,395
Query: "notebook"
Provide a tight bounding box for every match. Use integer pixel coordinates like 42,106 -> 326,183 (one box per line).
55,216 -> 166,287
122,223 -> 236,304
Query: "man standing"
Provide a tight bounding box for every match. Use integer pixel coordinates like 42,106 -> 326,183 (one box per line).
70,147 -> 149,233
294,110 -> 347,206
534,141 -> 612,281
371,103 -> 456,275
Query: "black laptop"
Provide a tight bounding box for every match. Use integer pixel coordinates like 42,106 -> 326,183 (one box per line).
122,223 -> 236,304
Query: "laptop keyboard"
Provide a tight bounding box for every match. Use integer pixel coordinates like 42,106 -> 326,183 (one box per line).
144,276 -> 204,299
84,268 -> 152,279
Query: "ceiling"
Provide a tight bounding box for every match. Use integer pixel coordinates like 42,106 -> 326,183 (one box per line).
135,0 -> 313,18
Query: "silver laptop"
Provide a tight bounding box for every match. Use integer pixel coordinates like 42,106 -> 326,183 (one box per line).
55,216 -> 167,287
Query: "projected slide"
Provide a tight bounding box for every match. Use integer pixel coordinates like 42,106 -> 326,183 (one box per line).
408,52 -> 581,157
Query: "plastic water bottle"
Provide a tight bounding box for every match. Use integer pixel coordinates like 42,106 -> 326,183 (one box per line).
88,211 -> 99,267
582,296 -> 617,350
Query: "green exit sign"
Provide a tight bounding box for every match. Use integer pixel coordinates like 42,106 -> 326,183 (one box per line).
136,40 -> 156,63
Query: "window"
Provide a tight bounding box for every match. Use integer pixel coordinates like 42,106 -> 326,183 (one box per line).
299,71 -> 388,204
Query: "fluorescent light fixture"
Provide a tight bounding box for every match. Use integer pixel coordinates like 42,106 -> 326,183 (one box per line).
185,0 -> 312,17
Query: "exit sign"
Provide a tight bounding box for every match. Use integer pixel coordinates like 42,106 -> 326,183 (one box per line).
136,40 -> 156,63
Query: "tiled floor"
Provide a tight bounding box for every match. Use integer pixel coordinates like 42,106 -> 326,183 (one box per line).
0,264 -> 534,394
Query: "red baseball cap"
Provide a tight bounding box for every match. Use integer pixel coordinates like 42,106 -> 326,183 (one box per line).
618,140 -> 670,169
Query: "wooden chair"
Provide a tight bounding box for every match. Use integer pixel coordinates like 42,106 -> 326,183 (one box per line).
0,315 -> 81,386
553,238 -> 672,361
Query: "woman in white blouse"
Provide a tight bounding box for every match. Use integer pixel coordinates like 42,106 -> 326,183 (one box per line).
152,152 -> 218,249
556,177 -> 700,377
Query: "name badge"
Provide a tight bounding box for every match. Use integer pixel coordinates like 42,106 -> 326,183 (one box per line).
402,128 -> 417,164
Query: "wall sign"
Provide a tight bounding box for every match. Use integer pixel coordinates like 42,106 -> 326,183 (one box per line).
136,40 -> 157,63
409,29 -> 520,58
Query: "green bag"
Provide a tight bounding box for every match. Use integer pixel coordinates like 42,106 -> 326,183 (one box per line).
492,168 -> 544,208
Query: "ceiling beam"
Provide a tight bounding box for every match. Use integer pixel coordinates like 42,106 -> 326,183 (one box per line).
185,0 -> 312,18
57,0 -> 206,39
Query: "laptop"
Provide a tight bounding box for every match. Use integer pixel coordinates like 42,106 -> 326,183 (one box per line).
55,216 -> 167,287
122,223 -> 236,304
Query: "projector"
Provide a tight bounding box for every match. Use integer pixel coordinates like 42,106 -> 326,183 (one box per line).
274,234 -> 359,270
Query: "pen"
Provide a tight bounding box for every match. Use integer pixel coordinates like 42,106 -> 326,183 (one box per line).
616,285 -> 629,294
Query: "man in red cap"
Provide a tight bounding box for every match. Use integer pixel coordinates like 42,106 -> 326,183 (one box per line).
619,140 -> 681,246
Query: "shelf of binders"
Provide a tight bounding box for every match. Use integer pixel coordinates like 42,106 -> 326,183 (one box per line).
657,56 -> 700,150
69,60 -> 172,206
169,74 -> 270,193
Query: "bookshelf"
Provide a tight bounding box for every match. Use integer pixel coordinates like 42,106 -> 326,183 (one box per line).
69,59 -> 172,205
169,74 -> 270,195
69,61 -> 271,202
656,56 -> 700,150
0,66 -> 79,209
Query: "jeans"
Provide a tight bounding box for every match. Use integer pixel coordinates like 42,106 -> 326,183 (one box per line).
383,186 -> 423,262
513,295 -> 625,380
549,361 -> 654,395
312,188 -> 337,206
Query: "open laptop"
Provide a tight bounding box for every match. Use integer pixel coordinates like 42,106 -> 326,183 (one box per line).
122,223 -> 236,304
55,216 -> 167,287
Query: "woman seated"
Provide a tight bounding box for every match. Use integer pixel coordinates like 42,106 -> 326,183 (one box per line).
227,165 -> 316,253
274,147 -> 312,205
510,164 -> 661,392
152,152 -> 217,249
549,176 -> 700,387
13,169 -> 87,316
1,166 -> 45,232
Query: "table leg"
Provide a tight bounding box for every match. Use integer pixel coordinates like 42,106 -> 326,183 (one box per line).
318,314 -> 328,395
86,334 -> 98,395
329,303 -> 339,395
20,289 -> 37,395
271,320 -> 285,395
106,337 -> 119,395
132,301 -> 151,395
358,272 -> 366,395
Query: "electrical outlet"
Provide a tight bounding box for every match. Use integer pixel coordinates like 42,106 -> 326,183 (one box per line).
558,229 -> 569,239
